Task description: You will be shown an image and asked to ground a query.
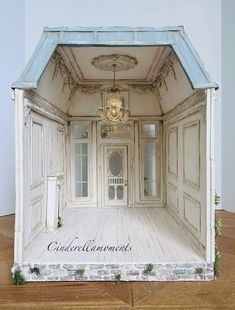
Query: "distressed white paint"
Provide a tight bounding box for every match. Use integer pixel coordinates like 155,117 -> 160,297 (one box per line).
104,145 -> 128,207
14,89 -> 25,264
24,207 -> 205,264
18,99 -> 67,250
46,174 -> 64,231
13,38 -> 216,278
163,92 -> 211,258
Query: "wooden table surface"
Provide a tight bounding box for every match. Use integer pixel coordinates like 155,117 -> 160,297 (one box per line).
0,210 -> 234,309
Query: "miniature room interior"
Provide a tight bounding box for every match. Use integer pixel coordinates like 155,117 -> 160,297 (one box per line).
12,27 -> 216,281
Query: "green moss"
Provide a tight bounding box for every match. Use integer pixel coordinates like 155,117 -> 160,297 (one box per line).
29,267 -> 40,276
215,216 -> 222,238
214,191 -> 221,278
143,263 -> 154,274
195,267 -> 203,275
11,267 -> 26,285
75,268 -> 85,277
214,245 -> 220,277
214,193 -> 221,206
114,273 -> 121,281
57,216 -> 62,228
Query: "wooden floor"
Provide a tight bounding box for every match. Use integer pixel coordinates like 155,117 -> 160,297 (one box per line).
0,210 -> 235,309
24,207 -> 204,264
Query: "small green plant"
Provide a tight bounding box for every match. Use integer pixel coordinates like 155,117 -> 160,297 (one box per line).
195,267 -> 203,275
114,273 -> 121,281
57,216 -> 62,228
214,191 -> 221,278
214,245 -> 220,277
214,192 -> 221,206
143,263 -> 154,274
11,267 -> 26,285
215,216 -> 222,238
29,267 -> 40,276
75,268 -> 85,277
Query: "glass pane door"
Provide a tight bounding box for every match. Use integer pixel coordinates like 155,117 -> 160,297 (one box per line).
104,145 -> 128,207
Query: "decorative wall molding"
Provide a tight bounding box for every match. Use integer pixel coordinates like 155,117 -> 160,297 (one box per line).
164,111 -> 205,252
77,84 -> 103,94
128,84 -> 153,94
129,52 -> 177,95
163,91 -> 206,124
52,51 -> 103,98
183,192 -> 201,236
25,91 -> 68,123
52,51 -> 77,99
167,127 -> 178,178
50,51 -> 178,97
183,120 -> 200,189
167,183 -> 179,213
153,53 -> 177,91
91,54 -> 138,72
24,96 -> 68,125
24,99 -> 32,128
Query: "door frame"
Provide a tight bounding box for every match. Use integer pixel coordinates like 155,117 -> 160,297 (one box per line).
97,141 -> 134,208
103,144 -> 128,207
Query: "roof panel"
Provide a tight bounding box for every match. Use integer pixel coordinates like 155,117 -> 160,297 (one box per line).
12,26 -> 218,90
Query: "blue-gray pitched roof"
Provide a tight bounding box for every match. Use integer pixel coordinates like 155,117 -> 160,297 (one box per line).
12,26 -> 218,90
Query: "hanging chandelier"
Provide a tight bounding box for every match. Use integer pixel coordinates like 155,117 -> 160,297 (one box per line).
92,54 -> 137,124
99,64 -> 130,124
98,64 -> 129,124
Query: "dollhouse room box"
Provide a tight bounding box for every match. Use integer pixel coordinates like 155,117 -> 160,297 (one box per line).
12,27 -> 218,281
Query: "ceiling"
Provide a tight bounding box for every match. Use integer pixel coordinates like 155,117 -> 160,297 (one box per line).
57,46 -> 171,85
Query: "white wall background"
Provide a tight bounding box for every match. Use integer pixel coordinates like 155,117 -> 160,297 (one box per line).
0,0 -> 223,215
0,1 -> 25,215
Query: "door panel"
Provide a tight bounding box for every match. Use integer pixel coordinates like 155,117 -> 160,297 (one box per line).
104,145 -> 128,206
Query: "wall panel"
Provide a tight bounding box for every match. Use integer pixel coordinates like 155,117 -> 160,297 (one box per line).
183,121 -> 200,189
23,102 -> 67,250
165,108 -> 206,251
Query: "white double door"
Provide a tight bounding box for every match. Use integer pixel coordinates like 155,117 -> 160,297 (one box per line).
104,145 -> 128,207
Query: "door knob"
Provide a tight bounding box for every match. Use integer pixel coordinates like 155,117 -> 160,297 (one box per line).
124,180 -> 128,186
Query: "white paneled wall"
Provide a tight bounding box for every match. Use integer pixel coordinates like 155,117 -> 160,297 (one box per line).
23,105 -> 67,248
164,106 -> 207,253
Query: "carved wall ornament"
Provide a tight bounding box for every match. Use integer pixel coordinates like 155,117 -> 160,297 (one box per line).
52,51 -> 104,98
154,53 -> 177,91
128,84 -> 154,94
126,53 -> 177,95
24,97 -> 67,125
76,84 -> 103,95
91,54 -> 138,72
51,51 -> 177,100
24,99 -> 32,127
52,51 -> 78,100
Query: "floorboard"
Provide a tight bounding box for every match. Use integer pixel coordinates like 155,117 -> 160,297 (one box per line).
24,207 -> 204,264
0,210 -> 234,309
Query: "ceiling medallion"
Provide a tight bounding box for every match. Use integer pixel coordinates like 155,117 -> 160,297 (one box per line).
91,54 -> 138,72
92,54 -> 137,124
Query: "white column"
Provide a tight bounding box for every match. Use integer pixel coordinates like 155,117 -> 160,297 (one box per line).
14,89 -> 25,264
206,89 -> 215,262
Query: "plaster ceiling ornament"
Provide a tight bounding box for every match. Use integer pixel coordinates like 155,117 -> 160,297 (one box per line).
154,53 -> 177,91
52,52 -> 103,99
76,84 -> 103,95
91,54 -> 138,72
92,54 -> 136,124
128,84 -> 154,94
52,51 -> 78,100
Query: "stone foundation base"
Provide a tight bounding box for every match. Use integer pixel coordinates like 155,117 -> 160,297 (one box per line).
12,262 -> 214,282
